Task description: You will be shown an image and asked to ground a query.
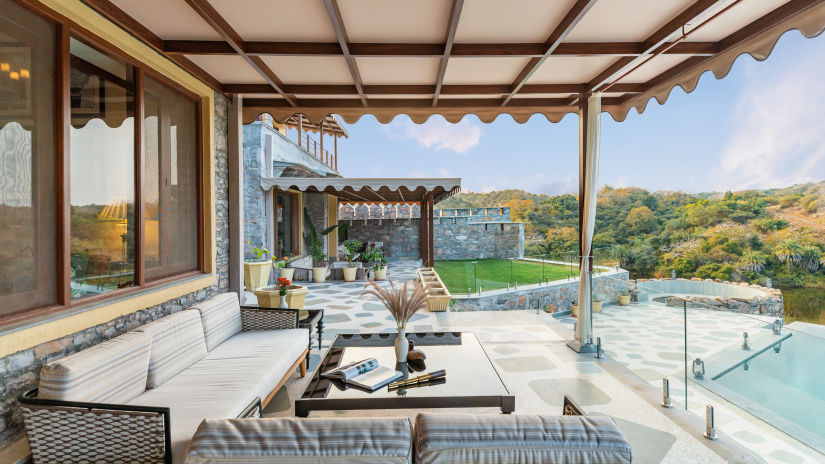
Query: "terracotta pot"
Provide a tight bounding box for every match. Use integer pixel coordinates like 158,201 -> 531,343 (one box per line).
313,267 -> 327,283
343,266 -> 358,282
279,267 -> 295,280
593,301 -> 603,313
374,267 -> 387,280
618,294 -> 630,306
254,284 -> 308,310
244,261 -> 271,291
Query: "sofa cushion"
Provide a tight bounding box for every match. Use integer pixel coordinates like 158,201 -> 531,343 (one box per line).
185,417 -> 413,464
191,292 -> 242,351
39,331 -> 151,403
414,413 -> 632,464
128,328 -> 308,463
135,310 -> 207,388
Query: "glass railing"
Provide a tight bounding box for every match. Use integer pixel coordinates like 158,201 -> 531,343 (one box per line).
583,273 -> 825,461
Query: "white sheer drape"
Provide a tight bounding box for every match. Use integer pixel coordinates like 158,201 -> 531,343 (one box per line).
575,93 -> 601,348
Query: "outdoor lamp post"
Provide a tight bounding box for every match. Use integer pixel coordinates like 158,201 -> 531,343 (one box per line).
692,357 -> 705,379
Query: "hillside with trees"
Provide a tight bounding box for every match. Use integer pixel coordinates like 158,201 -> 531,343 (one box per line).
437,183 -> 825,288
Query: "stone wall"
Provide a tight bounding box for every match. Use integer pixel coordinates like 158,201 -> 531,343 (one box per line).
243,123 -> 266,260
344,218 -> 420,258
0,91 -> 231,450
303,192 -> 328,256
450,270 -> 629,311
339,205 -> 511,222
636,278 -> 783,317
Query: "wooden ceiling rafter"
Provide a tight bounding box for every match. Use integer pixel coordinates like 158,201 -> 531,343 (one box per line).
224,82 -> 647,95
501,0 -> 598,107
322,0 -> 368,106
183,0 -> 297,106
163,40 -> 719,57
432,0 -> 465,107
79,0 -> 224,92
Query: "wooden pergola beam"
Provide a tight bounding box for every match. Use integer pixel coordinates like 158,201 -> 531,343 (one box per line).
502,0 -> 598,106
587,0 -> 728,93
323,0 -> 368,106
224,83 -> 647,95
79,0 -> 224,92
433,0 -> 465,106
163,40 -> 718,57
183,0 -> 296,106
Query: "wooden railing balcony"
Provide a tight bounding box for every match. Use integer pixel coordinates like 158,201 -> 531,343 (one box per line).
297,132 -> 337,172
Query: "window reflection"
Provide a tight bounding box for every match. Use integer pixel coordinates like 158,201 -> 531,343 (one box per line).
69,37 -> 135,299
0,0 -> 57,315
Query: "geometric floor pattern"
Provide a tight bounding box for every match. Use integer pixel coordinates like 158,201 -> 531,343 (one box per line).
246,261 -> 795,463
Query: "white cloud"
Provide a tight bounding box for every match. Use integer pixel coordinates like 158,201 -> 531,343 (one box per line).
718,51 -> 825,190
435,168 -> 450,177
536,176 -> 578,195
385,117 -> 481,153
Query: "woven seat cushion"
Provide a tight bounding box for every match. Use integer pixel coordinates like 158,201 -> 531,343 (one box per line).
135,310 -> 208,388
185,417 -> 413,463
191,292 -> 242,351
414,413 -> 632,464
38,331 -> 151,403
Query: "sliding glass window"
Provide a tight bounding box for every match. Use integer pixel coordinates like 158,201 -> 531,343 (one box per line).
144,76 -> 199,280
0,0 -> 57,317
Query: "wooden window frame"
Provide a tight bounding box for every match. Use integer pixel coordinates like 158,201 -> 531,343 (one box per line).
0,1 -> 207,328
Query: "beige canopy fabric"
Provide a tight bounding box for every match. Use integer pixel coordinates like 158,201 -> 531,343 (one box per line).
260,177 -> 461,203
87,0 -> 825,127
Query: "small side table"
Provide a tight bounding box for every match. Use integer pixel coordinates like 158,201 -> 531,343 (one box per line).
299,309 -> 324,362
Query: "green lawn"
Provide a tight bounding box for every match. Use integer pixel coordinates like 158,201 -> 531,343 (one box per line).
434,259 -> 579,294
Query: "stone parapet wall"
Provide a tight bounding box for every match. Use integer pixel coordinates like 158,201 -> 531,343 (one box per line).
338,205 -> 511,222
341,216 -> 524,260
450,270 -> 629,311
635,278 -> 783,317
0,92 -> 232,449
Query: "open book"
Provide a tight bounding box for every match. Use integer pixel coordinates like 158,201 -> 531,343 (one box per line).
321,358 -> 403,391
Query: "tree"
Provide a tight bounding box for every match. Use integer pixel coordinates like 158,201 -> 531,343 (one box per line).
774,238 -> 802,270
738,249 -> 767,273
503,198 -> 535,223
623,206 -> 657,234
799,245 -> 822,272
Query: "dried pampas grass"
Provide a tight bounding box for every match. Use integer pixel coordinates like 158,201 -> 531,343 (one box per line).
362,279 -> 427,328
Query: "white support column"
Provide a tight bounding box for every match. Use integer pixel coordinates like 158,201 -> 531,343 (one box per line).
228,95 -> 244,301
568,92 -> 601,353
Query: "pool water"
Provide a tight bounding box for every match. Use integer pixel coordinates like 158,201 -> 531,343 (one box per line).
711,332 -> 825,452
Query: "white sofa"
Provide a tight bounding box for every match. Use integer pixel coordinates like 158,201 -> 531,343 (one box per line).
20,292 -> 309,464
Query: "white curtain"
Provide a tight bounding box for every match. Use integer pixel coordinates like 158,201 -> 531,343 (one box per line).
575,93 -> 601,347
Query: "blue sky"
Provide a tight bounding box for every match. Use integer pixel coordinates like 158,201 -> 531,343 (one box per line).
292,31 -> 825,195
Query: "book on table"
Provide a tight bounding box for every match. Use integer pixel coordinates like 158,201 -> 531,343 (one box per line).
321,358 -> 403,391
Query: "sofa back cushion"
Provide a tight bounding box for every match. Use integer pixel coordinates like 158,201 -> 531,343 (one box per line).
39,331 -> 152,403
414,413 -> 632,464
191,292 -> 242,351
185,417 -> 413,464
136,310 -> 208,388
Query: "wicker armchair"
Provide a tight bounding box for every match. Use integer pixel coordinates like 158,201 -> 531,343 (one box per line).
19,390 -> 262,464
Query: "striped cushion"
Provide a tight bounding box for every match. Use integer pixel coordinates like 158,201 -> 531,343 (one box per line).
415,413 -> 632,464
136,310 -> 208,388
191,292 -> 242,351
185,417 -> 413,464
38,331 -> 151,403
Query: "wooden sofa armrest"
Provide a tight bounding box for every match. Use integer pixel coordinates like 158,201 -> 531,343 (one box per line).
239,305 -> 299,330
19,389 -> 171,464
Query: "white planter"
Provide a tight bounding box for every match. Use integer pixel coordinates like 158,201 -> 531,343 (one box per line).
374,267 -> 387,280
279,267 -> 295,280
343,266 -> 357,282
313,267 -> 327,283
395,327 -> 408,363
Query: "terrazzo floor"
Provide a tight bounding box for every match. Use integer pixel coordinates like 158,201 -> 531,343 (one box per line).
245,261 -> 783,463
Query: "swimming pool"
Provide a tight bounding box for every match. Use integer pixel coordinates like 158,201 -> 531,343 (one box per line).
706,331 -> 825,453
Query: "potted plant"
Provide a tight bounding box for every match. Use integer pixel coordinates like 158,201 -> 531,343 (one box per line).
592,297 -> 603,313
274,255 -> 294,280
571,299 -> 578,317
362,279 -> 427,363
342,239 -> 362,282
618,289 -> 631,306
362,243 -> 388,280
254,277 -> 309,318
303,207 -> 337,283
244,240 -> 271,291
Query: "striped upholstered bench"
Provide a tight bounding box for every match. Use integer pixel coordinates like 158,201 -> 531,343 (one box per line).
184,410 -> 631,464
